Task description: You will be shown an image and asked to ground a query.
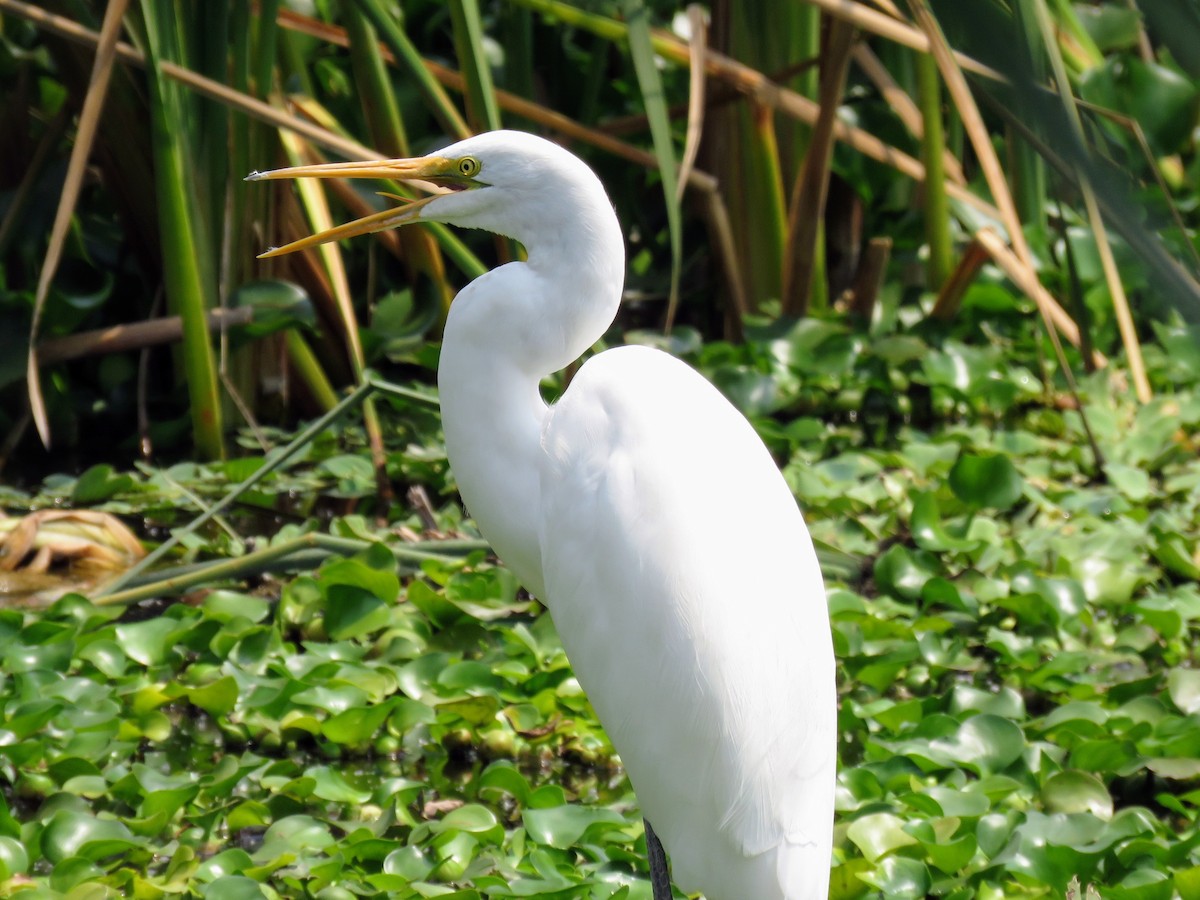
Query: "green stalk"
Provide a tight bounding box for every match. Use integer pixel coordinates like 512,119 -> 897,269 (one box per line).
195,1 -> 230,252
740,104 -> 788,307
343,0 -> 409,156
711,0 -> 818,312
101,377 -> 377,594
448,0 -> 502,131
253,0 -> 281,99
286,331 -> 339,411
97,533 -> 468,606
342,0 -> 463,325
502,4 -> 535,127
508,0 -> 627,42
139,0 -> 224,459
623,0 -> 682,328
915,50 -> 952,290
352,0 -> 470,139
1010,0 -> 1048,245
1047,0 -> 1102,72
280,25 -> 316,97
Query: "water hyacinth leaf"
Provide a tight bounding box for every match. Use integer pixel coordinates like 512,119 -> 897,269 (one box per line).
929,715 -> 1026,775
1079,56 -> 1200,154
309,767 -> 372,804
39,810 -> 137,863
438,695 -> 501,726
72,464 -> 136,503
5,700 -> 63,739
950,684 -> 1025,719
873,545 -> 937,601
428,829 -> 478,879
522,805 -> 625,849
858,856 -> 931,898
227,803 -> 270,831
948,453 -> 1024,511
918,786 -> 991,818
390,697 -> 438,731
203,590 -> 271,623
257,815 -> 336,857
1041,771 -> 1114,819
910,492 -> 977,552
320,549 -> 401,602
1176,865 -> 1200,900
185,675 -> 239,717
438,660 -> 506,694
383,845 -> 434,881
0,836 -> 29,879
1101,871 -> 1172,900
323,585 -> 391,639
408,579 -> 466,628
477,764 -> 532,806
114,617 -> 193,666
922,831 -> 977,874
1105,462 -> 1153,502
199,875 -> 269,899
1151,532 -> 1200,580
829,858 -> 873,900
437,805 -> 499,835
1167,669 -> 1200,714
1146,757 -> 1200,779
322,699 -> 394,744
846,812 -> 919,862
320,454 -> 377,496
1073,552 -> 1145,605
48,856 -> 104,892
1069,739 -> 1141,774
4,640 -> 75,673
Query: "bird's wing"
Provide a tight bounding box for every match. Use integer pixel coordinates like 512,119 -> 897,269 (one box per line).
537,345 -> 836,888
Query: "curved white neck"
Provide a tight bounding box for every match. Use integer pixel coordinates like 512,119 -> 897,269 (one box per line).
437,193 -> 624,597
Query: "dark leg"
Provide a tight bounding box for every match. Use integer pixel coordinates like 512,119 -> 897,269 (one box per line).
645,818 -> 672,900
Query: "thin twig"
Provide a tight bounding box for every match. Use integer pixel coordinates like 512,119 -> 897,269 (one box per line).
26,0 -> 131,447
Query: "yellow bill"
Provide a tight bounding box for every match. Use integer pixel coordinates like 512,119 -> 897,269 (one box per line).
246,155 -> 480,259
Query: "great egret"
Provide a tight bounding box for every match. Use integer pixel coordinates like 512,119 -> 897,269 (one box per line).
250,131 -> 836,900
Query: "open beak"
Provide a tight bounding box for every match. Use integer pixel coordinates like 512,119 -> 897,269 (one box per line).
246,156 -> 465,258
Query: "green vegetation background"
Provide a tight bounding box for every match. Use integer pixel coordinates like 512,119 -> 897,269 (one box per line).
1,1 -> 1200,898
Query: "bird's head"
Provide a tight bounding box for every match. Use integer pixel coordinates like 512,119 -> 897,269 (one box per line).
248,130 -> 605,257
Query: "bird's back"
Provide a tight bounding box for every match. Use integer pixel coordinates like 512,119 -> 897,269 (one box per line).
538,345 -> 836,900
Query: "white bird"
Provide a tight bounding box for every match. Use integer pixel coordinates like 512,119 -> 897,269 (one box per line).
251,130 -> 837,900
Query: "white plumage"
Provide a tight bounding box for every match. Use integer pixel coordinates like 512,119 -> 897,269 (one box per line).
253,130 -> 836,899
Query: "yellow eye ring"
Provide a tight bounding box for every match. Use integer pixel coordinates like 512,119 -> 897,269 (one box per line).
457,157 -> 481,177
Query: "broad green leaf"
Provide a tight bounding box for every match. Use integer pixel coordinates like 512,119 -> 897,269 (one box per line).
1166,669 -> 1200,714
948,453 -> 1024,510
522,805 -> 625,849
72,464 -> 136,503
0,836 -> 29,879
858,856 -> 931,898
929,715 -> 1025,775
846,812 -> 918,862
40,810 -> 137,863
322,700 -> 394,744
324,585 -> 391,639
186,676 -> 239,717
199,876 -> 268,899
1041,771 -> 1113,819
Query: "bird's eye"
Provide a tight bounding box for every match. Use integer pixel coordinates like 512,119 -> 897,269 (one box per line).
458,157 -> 481,177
